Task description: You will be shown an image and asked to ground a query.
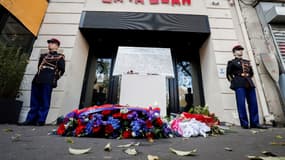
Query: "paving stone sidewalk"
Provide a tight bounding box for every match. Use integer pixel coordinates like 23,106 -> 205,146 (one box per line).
0,124 -> 284,160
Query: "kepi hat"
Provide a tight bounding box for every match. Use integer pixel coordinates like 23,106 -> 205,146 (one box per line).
232,45 -> 244,52
47,38 -> 60,46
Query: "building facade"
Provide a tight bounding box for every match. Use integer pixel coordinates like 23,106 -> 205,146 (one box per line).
238,0 -> 285,125
15,0 -> 285,125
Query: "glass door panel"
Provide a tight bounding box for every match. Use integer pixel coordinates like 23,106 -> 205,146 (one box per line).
177,61 -> 193,112
92,58 -> 112,105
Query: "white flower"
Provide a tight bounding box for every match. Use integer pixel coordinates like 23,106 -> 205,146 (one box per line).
120,107 -> 129,114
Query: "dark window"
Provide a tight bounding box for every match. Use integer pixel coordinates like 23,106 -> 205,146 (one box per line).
0,5 -> 35,55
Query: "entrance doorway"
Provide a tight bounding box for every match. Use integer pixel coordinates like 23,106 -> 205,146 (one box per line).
168,48 -> 205,113
79,11 -> 210,113
80,46 -> 205,114
79,45 -> 119,108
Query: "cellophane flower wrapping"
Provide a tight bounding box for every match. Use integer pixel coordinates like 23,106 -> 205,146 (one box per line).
170,112 -> 219,137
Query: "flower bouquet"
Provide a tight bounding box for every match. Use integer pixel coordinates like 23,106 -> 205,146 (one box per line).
170,105 -> 221,137
57,104 -> 173,139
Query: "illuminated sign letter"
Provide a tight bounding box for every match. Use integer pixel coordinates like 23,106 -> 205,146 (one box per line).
101,0 -> 191,6
182,0 -> 191,5
102,0 -> 112,3
171,0 -> 180,6
135,0 -> 144,4
149,0 -> 159,4
161,0 -> 169,4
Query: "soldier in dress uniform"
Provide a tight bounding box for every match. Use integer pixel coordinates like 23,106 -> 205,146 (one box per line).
226,45 -> 267,129
22,38 -> 65,126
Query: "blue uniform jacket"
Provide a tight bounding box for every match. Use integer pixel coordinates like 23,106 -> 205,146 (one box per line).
32,51 -> 65,87
226,58 -> 255,90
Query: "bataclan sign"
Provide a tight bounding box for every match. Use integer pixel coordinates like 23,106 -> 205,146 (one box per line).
102,0 -> 191,6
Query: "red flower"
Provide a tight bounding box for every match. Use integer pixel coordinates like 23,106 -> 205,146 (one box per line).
57,123 -> 65,135
112,112 -> 122,119
75,125 -> 85,136
75,120 -> 86,136
88,114 -> 94,120
146,120 -> 153,129
105,124 -> 114,135
146,132 -> 154,139
102,110 -> 112,116
155,118 -> 163,127
122,113 -> 128,120
122,130 -> 132,138
93,126 -> 101,133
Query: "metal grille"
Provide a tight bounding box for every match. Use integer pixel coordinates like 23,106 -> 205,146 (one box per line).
271,25 -> 285,67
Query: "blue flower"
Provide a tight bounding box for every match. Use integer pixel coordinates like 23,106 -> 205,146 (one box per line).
130,118 -> 145,137
107,117 -> 120,130
85,119 -> 95,135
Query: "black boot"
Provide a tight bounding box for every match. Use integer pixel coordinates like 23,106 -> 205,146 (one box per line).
18,121 -> 36,126
251,124 -> 268,129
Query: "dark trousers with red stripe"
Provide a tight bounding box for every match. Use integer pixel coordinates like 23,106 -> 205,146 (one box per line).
26,83 -> 53,124
235,87 -> 259,128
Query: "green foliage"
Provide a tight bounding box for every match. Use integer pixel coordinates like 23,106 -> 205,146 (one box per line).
188,105 -> 210,115
188,105 -> 219,122
0,44 -> 29,98
210,125 -> 225,135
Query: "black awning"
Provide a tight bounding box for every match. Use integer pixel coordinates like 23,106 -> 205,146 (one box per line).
79,11 -> 210,48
